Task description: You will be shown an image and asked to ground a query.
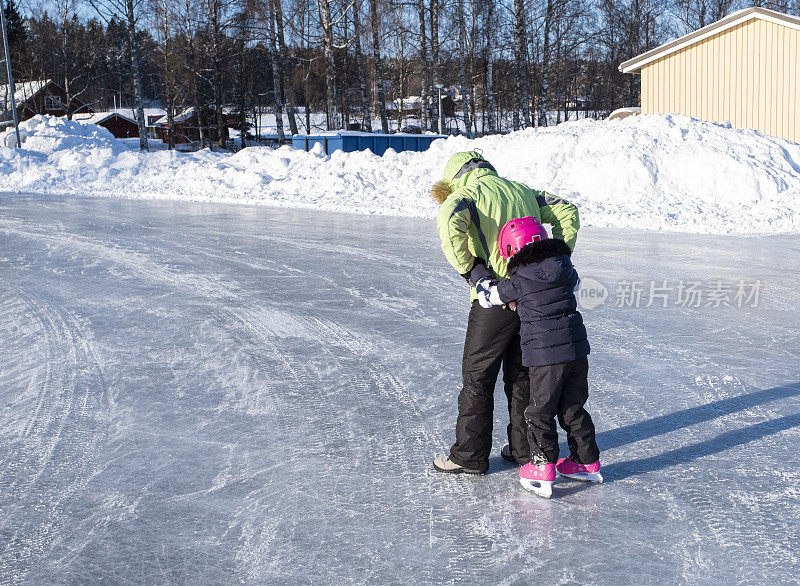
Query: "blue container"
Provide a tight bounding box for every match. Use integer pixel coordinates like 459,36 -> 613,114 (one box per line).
291,132 -> 446,156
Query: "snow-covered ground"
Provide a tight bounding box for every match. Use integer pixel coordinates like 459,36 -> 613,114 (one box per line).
1,113 -> 799,235
0,194 -> 798,583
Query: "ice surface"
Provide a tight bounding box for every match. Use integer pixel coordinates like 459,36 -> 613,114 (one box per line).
0,194 -> 798,584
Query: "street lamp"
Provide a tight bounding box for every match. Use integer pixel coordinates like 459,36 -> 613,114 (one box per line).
433,84 -> 444,135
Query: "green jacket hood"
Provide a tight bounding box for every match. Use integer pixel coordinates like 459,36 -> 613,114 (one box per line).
442,151 -> 497,188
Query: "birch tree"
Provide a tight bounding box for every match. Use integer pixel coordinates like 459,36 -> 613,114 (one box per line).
512,0 -> 530,130
272,0 -> 298,134
352,0 -> 372,131
88,0 -> 149,149
318,0 -> 335,129
484,0 -> 496,134
416,0 -> 428,131
456,0 -> 471,137
369,0 -> 389,132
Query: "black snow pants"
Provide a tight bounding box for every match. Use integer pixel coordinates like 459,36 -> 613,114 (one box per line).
525,357 -> 600,465
448,301 -> 530,473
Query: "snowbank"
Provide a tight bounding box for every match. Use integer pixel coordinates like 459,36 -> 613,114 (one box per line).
2,113 -> 799,234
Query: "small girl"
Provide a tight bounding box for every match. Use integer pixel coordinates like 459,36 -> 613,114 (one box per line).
476,217 -> 602,498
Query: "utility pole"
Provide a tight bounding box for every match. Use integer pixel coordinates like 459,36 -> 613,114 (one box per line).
0,0 -> 20,147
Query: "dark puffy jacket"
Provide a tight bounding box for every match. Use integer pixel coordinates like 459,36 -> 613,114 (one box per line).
495,238 -> 590,367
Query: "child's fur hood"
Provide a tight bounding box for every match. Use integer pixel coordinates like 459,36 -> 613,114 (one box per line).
507,238 -> 572,274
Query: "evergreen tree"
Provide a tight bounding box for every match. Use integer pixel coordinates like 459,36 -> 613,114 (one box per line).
2,0 -> 27,68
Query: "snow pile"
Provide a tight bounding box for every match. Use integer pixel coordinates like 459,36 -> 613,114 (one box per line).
1,113 -> 799,234
3,115 -> 121,152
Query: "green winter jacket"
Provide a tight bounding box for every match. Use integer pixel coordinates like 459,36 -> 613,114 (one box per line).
436,151 -> 580,301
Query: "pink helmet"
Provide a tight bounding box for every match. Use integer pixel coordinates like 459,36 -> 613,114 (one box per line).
498,217 -> 549,259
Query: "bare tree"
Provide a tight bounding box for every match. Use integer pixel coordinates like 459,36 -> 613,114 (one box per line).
369,0 -> 389,132
484,0 -> 496,134
675,0 -> 734,32
264,0 -> 285,140
352,0 -> 372,131
456,0 -> 472,137
429,0 -> 441,132
87,0 -> 149,149
272,0 -> 298,134
152,0 -> 177,148
318,0 -> 336,129
512,0 -> 530,130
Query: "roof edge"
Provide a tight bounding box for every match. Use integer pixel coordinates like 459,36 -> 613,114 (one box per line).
619,7 -> 800,74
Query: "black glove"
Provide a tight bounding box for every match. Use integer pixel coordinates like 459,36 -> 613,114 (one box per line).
461,258 -> 493,287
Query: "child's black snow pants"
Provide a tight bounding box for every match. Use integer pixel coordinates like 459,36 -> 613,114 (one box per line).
525,357 -> 600,465
448,301 -> 531,473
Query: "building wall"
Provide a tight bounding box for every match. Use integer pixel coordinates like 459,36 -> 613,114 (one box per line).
100,116 -> 139,138
18,83 -> 92,122
640,17 -> 799,142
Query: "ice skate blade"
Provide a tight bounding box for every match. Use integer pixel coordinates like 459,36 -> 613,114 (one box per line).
519,477 -> 553,498
558,471 -> 603,483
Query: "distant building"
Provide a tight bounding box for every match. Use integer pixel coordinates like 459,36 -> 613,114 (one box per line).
620,7 -> 800,143
103,107 -> 166,139
74,112 -> 139,138
386,92 -> 456,120
0,80 -> 93,124
154,107 -> 234,145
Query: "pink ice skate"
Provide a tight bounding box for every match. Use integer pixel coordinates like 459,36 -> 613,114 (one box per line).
556,456 -> 603,483
519,462 -> 556,498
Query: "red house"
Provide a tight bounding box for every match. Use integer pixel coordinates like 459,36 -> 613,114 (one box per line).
0,79 -> 94,122
74,112 -> 140,138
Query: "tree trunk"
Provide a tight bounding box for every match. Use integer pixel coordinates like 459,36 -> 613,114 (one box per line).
206,0 -> 225,149
273,0 -> 298,135
538,0 -> 553,127
430,0 -> 441,133
125,0 -> 148,150
484,0 -> 496,134
369,0 -> 389,132
162,0 -> 175,149
319,0 -> 336,130
353,0 -> 372,131
417,0 -> 428,132
512,0 -> 527,131
237,11 -> 248,149
396,5 -> 405,132
268,0 -> 285,142
457,0 -> 471,138
185,0 -> 205,147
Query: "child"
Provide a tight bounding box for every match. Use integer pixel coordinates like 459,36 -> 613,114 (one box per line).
476,216 -> 602,498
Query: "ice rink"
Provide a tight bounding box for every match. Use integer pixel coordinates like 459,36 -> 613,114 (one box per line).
0,194 -> 798,584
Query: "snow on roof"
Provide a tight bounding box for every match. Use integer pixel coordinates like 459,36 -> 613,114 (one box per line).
386,96 -> 429,111
153,107 -> 195,125
620,7 -> 800,73
74,111 -> 138,126
0,79 -> 52,109
103,107 -> 166,123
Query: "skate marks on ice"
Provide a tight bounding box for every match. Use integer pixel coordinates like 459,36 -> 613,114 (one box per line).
0,290 -> 110,583
601,380 -> 800,478
1,199 -> 799,583
595,375 -> 800,580
217,306 -> 445,583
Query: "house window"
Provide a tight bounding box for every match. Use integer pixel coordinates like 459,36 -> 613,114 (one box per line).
44,96 -> 63,111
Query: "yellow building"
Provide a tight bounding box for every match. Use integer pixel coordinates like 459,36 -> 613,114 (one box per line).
619,7 -> 800,143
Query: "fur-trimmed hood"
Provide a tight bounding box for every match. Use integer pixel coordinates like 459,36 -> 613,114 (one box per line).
507,238 -> 572,274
